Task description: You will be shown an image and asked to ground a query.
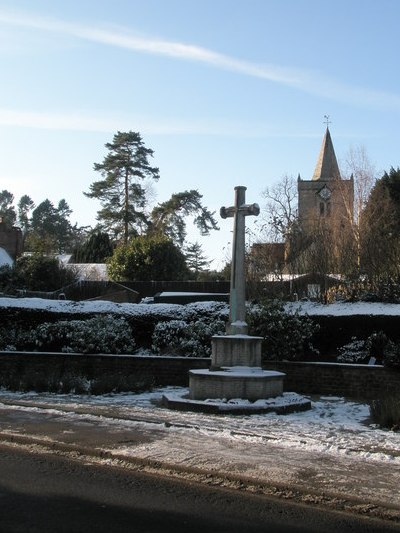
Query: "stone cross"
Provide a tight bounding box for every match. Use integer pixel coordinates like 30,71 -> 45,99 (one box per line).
220,186 -> 259,335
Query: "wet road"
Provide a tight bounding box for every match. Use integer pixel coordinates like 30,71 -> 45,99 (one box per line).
0,445 -> 399,533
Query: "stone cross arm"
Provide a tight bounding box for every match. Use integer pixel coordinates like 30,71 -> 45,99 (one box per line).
220,203 -> 260,219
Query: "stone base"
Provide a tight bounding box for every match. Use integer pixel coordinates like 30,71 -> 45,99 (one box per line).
162,390 -> 312,415
189,367 -> 285,401
211,335 -> 263,368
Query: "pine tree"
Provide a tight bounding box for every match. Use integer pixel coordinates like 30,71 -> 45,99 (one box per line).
0,190 -> 17,227
85,131 -> 160,244
184,241 -> 211,278
150,190 -> 219,246
73,232 -> 113,263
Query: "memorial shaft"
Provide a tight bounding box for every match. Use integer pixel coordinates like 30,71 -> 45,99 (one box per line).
220,186 -> 259,335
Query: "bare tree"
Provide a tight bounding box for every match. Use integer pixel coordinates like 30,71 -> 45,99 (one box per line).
339,145 -> 377,274
260,174 -> 298,243
343,145 -> 377,222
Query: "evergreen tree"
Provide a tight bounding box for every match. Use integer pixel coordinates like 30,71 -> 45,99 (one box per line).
54,199 -> 74,254
26,199 -> 58,253
0,190 -> 17,227
107,235 -> 189,281
150,190 -> 219,245
17,195 -> 35,237
25,199 -> 77,254
73,231 -> 114,263
361,167 -> 400,286
184,241 -> 211,278
85,131 -> 160,244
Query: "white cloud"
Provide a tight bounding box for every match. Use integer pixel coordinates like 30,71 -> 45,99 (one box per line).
0,10 -> 304,86
1,9 -> 400,111
0,108 -> 314,137
0,108 -> 113,132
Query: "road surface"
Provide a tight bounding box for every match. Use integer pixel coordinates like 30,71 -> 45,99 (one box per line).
1,445 -> 399,533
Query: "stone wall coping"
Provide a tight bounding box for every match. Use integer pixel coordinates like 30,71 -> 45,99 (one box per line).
190,367 -> 285,378
275,361 -> 385,369
212,335 -> 264,340
0,350 -> 211,362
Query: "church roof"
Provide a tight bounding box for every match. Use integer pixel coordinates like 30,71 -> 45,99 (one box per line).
312,127 -> 341,181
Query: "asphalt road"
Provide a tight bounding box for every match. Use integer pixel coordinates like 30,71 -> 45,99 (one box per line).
1,445 -> 399,533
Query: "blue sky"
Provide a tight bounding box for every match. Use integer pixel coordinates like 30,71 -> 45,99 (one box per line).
1,0 -> 400,268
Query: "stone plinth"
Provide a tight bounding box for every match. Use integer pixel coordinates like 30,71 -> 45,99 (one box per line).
211,335 -> 263,368
189,367 -> 285,401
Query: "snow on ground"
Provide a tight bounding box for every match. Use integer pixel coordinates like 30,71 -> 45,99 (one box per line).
1,387 -> 398,465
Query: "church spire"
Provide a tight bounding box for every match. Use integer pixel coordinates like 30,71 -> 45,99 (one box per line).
312,127 -> 341,181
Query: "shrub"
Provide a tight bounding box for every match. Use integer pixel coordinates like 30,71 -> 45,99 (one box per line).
247,300 -> 319,361
370,394 -> 400,431
337,338 -> 369,364
337,331 -> 389,365
107,236 -> 189,281
13,254 -> 77,292
152,317 -> 225,357
383,341 -> 400,369
182,301 -> 229,323
31,315 -> 136,354
0,326 -> 31,351
0,264 -> 23,295
366,331 -> 389,363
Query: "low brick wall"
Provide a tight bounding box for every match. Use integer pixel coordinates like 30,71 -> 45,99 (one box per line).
0,351 -> 399,399
268,361 -> 400,400
0,352 -> 211,393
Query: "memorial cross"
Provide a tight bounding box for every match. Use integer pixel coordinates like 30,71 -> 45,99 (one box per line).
220,186 -> 260,335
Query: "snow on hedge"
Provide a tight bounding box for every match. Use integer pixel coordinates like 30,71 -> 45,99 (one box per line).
0,297 -> 226,319
2,297 -> 400,317
286,301 -> 400,316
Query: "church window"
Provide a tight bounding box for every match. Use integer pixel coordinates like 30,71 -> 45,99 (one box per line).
319,202 -> 325,216
327,202 -> 331,216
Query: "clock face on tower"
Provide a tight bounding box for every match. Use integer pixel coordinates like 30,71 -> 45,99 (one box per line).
318,186 -> 331,201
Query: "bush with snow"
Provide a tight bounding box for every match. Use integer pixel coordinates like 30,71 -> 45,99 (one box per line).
152,316 -> 225,357
337,338 -> 369,364
337,331 -> 389,365
150,301 -> 229,357
247,300 -> 318,361
0,298 -> 321,360
31,315 -> 136,354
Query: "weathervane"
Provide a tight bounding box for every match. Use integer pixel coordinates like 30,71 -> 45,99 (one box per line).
324,114 -> 331,128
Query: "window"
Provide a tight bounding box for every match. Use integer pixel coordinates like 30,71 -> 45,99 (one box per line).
327,202 -> 331,216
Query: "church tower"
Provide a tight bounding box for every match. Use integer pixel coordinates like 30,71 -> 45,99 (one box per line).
297,126 -> 354,235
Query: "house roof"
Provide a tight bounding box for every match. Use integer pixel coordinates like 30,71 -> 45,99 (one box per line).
312,127 -> 341,181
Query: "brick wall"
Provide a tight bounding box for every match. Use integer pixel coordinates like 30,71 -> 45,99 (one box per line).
268,361 -> 400,400
0,352 -> 211,392
0,352 -> 399,399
